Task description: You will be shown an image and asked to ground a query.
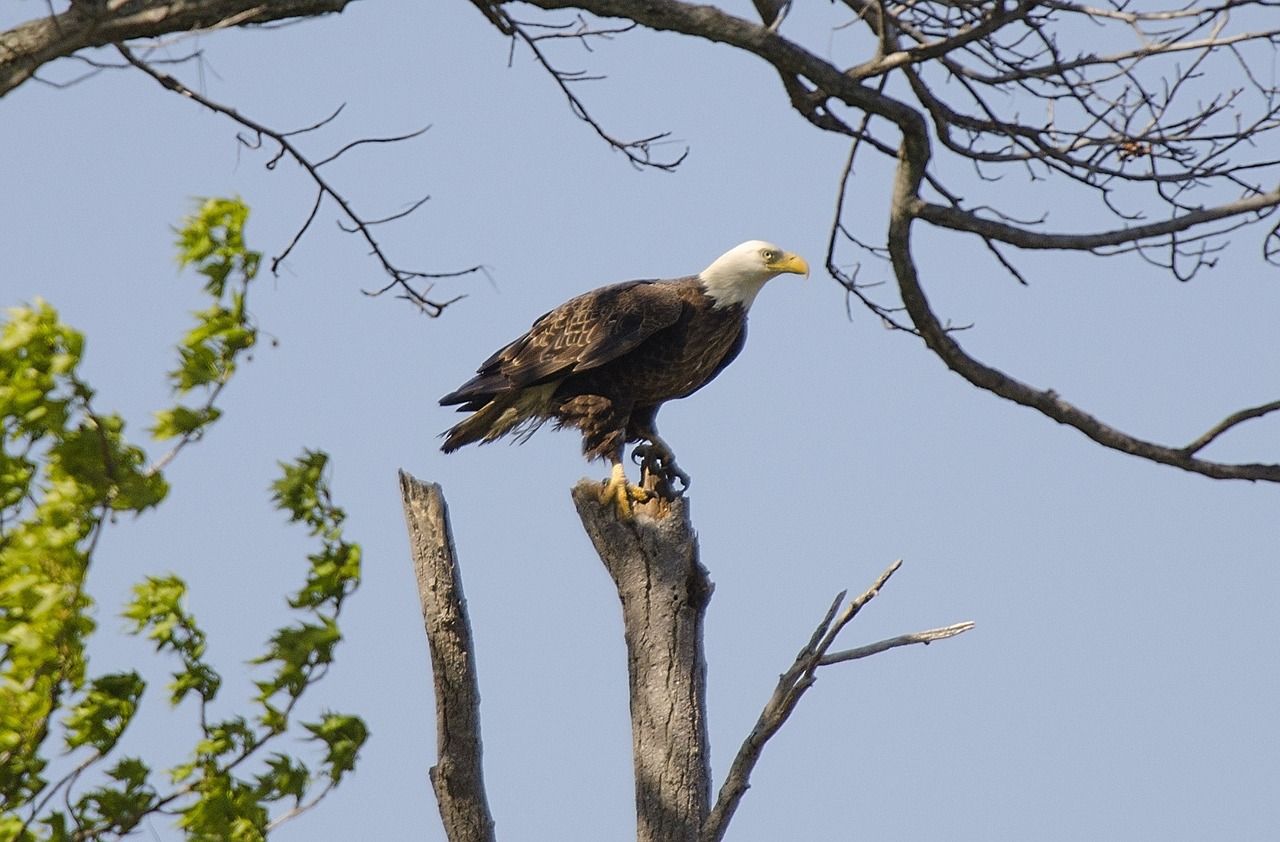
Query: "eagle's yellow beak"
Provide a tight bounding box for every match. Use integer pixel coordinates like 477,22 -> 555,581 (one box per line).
769,252 -> 810,279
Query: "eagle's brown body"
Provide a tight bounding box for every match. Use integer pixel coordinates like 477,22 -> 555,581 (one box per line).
439,240 -> 807,506
440,277 -> 746,463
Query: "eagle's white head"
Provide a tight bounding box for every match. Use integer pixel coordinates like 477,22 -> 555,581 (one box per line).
698,240 -> 809,309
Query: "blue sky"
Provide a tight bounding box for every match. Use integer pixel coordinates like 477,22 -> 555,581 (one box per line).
4,2 -> 1279,840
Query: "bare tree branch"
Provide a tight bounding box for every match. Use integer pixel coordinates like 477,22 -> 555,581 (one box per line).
913,191 -> 1280,252
0,0 -> 357,98
701,560 -> 973,842
1180,399 -> 1280,456
507,15 -> 688,170
819,622 -> 977,666
399,472 -> 497,842
116,44 -> 481,316
494,0 -> 1280,483
883,104 -> 1280,482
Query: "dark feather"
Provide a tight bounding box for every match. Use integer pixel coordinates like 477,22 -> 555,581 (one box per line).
440,277 -> 748,463
440,280 -> 683,405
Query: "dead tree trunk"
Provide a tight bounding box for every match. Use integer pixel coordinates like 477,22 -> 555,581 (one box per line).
399,472 -> 496,842
570,484 -> 713,842
400,471 -> 972,842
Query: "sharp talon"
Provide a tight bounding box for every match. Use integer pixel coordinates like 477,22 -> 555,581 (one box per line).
669,464 -> 691,493
630,442 -> 691,498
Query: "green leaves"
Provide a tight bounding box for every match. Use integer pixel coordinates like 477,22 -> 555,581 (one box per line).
2,198 -> 366,839
124,575 -> 222,706
1,301 -> 166,818
67,757 -> 158,840
63,673 -> 146,753
158,452 -> 366,838
152,405 -> 222,442
174,196 -> 261,298
270,450 -> 362,610
152,198 -> 261,453
305,713 -> 369,785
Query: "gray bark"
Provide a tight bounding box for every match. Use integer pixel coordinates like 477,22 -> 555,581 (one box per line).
571,483 -> 712,842
0,0 -> 355,98
399,472 -> 496,842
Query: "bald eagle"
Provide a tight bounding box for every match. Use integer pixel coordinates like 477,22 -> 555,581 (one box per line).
440,241 -> 808,510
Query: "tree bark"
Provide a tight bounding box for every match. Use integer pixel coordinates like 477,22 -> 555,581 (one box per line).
399,472 -> 496,842
571,483 -> 712,842
0,0 -> 356,98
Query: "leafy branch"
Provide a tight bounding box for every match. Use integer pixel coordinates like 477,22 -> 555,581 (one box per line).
1,200 -> 365,842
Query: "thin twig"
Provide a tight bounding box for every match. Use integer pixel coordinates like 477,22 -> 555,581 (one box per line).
820,622 -> 977,666
1180,399 -> 1280,455
505,12 -> 688,170
115,44 -> 481,316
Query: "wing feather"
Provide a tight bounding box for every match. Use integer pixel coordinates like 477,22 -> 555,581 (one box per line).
440,280 -> 686,406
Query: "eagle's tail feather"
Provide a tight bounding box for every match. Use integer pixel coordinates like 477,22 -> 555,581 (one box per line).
439,383 -> 557,452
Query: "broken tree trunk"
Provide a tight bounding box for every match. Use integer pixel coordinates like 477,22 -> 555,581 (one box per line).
571,483 -> 713,842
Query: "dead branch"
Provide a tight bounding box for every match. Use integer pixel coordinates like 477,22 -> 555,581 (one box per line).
1180,399 -> 1280,456
0,0 -> 356,98
514,29 -> 687,170
399,472 -> 496,842
116,45 -> 481,316
819,622 -> 976,666
700,560 -> 973,842
398,473 -> 972,842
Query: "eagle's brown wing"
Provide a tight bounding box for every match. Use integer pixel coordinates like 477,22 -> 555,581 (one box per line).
440,280 -> 686,407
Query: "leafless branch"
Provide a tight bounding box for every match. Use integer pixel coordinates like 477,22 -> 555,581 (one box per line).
819,622 -> 977,666
700,560 -> 973,842
504,14 -> 689,170
0,0 -> 359,98
886,116 -> 1280,482
116,44 -> 481,316
1180,399 -> 1280,456
314,125 -> 432,168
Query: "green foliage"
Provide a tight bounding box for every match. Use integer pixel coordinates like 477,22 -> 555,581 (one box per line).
173,196 -> 261,299
153,197 -> 259,448
63,673 -> 146,753
0,300 -> 166,824
0,198 -> 366,841
304,713 -> 368,786
123,575 -> 222,706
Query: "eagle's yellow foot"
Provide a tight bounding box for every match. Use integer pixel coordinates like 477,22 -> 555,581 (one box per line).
601,462 -> 653,516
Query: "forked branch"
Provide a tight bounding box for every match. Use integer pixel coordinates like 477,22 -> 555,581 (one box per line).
0,0 -> 357,97
116,45 -> 482,316
472,1 -> 687,170
700,561 -> 973,842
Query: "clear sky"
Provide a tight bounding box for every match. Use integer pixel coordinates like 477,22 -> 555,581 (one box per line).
4,2 -> 1279,840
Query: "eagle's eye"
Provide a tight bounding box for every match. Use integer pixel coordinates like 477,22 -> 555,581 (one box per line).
760,249 -> 776,261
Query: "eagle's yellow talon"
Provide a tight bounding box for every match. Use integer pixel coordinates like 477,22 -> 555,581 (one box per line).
602,463 -> 652,516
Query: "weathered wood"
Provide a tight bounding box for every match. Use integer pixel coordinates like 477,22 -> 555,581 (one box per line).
571,482 -> 713,842
399,472 -> 496,842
